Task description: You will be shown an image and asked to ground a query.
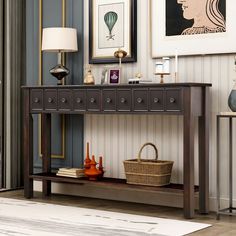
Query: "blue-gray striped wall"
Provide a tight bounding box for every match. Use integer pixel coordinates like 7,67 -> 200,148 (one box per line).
26,0 -> 84,170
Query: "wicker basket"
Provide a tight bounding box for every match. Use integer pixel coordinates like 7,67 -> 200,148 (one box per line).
123,143 -> 174,187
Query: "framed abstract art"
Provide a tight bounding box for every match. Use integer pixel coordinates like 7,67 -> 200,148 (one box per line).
89,0 -> 137,64
151,0 -> 236,57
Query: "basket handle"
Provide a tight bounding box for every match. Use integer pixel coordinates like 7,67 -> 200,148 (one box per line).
137,142 -> 158,163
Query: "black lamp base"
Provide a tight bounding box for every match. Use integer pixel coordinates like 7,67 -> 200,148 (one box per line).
50,64 -> 70,85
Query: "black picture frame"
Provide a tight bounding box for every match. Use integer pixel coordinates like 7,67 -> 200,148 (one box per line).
89,0 -> 137,64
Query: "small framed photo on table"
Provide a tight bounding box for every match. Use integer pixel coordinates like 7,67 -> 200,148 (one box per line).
108,67 -> 121,84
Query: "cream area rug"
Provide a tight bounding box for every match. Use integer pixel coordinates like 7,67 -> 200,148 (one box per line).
0,197 -> 210,236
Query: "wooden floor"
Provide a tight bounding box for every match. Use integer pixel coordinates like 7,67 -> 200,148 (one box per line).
0,190 -> 236,235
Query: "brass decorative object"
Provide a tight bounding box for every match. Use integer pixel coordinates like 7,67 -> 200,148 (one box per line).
84,65 -> 95,85
155,72 -> 170,84
135,73 -> 143,80
114,48 -> 127,67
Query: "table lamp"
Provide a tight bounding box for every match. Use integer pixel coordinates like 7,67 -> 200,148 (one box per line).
42,27 -> 78,85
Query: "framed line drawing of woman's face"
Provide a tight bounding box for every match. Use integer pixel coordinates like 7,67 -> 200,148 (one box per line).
167,0 -> 226,36
151,0 -> 236,57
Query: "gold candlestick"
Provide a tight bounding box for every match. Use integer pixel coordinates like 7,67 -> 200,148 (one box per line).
155,72 -> 170,84
114,48 -> 127,67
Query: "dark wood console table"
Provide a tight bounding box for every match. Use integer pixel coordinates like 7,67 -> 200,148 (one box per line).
22,83 -> 211,219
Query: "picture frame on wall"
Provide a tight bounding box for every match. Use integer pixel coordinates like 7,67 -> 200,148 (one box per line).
89,0 -> 137,64
151,0 -> 236,57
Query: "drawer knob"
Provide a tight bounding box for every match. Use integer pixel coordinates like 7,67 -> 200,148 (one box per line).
137,98 -> 143,104
170,97 -> 175,103
48,98 -> 53,103
106,98 -> 112,103
120,98 -> 126,103
61,98 -> 66,103
154,98 -> 159,103
76,98 -> 82,103
90,98 -> 96,103
34,98 -> 39,103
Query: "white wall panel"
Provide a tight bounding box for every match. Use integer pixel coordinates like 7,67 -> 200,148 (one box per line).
84,0 -> 236,203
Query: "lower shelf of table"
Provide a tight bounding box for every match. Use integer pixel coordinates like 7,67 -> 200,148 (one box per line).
30,173 -> 199,194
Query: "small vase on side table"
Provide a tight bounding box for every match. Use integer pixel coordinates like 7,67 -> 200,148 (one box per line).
228,83 -> 236,111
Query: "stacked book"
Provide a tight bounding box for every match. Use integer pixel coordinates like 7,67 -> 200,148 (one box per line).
56,168 -> 85,178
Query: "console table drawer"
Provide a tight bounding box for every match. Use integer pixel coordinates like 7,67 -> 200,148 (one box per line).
73,89 -> 86,111
87,89 -> 101,111
133,89 -> 148,111
149,89 -> 164,111
30,89 -> 43,111
58,89 -> 72,111
44,89 -> 57,111
102,89 -> 116,111
165,89 -> 182,111
117,89 -> 132,111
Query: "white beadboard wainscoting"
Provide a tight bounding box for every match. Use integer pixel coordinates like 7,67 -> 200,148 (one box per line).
83,0 -> 236,204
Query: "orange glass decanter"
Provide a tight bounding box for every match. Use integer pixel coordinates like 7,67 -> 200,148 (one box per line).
84,142 -> 91,170
85,155 -> 100,181
98,156 -> 104,178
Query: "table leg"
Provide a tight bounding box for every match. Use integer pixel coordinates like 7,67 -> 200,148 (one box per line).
24,90 -> 33,198
198,87 -> 210,214
229,117 -> 233,212
184,113 -> 195,219
216,116 -> 220,220
41,113 -> 51,197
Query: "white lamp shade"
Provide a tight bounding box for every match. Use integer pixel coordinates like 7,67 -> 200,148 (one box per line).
42,27 -> 78,52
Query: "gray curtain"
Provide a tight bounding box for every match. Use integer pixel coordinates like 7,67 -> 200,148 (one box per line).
0,0 -> 3,188
1,0 -> 26,188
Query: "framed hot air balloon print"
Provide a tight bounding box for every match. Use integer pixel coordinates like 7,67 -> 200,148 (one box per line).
89,0 -> 137,64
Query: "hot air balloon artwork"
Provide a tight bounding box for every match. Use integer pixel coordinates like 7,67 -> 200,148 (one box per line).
104,11 -> 118,40
89,0 -> 137,64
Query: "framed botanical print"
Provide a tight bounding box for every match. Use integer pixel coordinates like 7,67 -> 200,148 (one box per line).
89,0 -> 137,64
151,0 -> 236,57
